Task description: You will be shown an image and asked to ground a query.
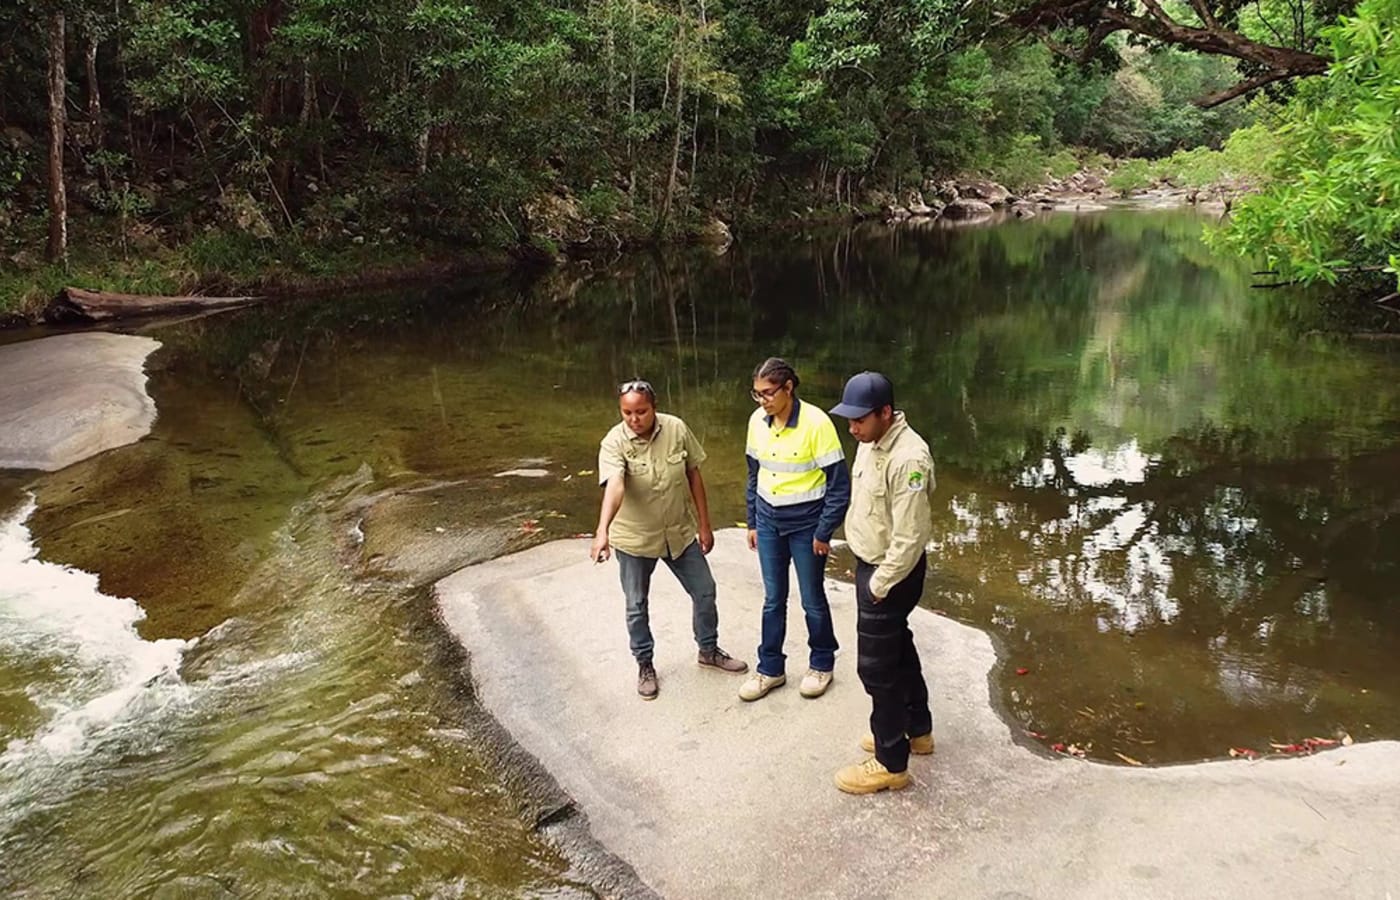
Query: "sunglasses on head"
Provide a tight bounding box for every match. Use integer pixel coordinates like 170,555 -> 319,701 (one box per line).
618,379 -> 654,396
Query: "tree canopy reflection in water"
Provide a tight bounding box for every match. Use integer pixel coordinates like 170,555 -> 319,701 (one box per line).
149,209 -> 1400,766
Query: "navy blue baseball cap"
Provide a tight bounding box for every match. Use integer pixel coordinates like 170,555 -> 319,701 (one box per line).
829,371 -> 894,418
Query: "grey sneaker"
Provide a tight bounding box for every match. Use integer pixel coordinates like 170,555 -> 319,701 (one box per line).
738,672 -> 787,701
697,647 -> 749,674
637,662 -> 658,700
799,668 -> 833,698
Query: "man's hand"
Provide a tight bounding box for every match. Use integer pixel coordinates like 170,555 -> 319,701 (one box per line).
813,538 -> 831,556
590,534 -> 611,563
747,529 -> 758,551
699,525 -> 715,554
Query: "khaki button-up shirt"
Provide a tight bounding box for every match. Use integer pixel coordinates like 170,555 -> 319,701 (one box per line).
598,412 -> 707,559
844,412 -> 935,598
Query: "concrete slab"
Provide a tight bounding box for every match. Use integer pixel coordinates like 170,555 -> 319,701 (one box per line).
436,529 -> 1400,899
0,333 -> 160,472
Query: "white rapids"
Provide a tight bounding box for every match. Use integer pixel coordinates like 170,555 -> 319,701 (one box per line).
0,497 -> 191,772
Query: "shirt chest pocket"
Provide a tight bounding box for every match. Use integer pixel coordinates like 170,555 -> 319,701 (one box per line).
856,466 -> 886,514
651,449 -> 686,490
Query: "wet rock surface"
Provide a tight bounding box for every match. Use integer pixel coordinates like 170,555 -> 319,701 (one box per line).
0,332 -> 160,472
437,529 -> 1400,899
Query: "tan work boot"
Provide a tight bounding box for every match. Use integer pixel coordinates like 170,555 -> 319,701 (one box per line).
697,647 -> 749,674
860,732 -> 935,755
738,672 -> 786,701
834,757 -> 911,794
637,661 -> 658,700
799,669 -> 833,698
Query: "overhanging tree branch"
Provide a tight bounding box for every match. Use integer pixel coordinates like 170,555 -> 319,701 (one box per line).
1193,68 -> 1294,107
1012,0 -> 1333,106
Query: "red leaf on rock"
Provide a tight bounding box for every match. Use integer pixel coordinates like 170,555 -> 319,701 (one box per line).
1050,742 -> 1066,753
1015,667 -> 1030,676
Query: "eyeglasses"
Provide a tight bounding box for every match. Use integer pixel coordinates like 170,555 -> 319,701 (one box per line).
750,385 -> 786,403
618,379 -> 654,396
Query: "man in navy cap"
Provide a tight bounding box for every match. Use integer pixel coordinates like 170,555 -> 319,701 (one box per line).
828,371 -> 936,794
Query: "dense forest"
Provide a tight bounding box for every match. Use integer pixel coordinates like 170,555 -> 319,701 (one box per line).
0,0 -> 1395,315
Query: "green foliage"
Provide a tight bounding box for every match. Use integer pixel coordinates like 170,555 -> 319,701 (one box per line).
0,138 -> 29,213
1107,158 -> 1154,193
126,1 -> 244,110
985,134 -> 1078,192
578,183 -> 628,222
1101,123 -> 1282,194
1216,0 -> 1400,290
0,0 -> 1380,302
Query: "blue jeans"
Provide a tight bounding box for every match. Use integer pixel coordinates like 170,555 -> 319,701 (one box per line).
755,525 -> 838,677
616,541 -> 719,664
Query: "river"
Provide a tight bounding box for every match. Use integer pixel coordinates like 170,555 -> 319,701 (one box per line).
2,210 -> 1399,895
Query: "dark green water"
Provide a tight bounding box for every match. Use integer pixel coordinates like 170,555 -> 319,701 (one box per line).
3,210 -> 1399,895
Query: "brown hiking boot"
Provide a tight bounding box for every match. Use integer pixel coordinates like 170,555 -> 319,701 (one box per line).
637,661 -> 658,700
861,732 -> 935,755
697,647 -> 749,674
834,757 -> 911,795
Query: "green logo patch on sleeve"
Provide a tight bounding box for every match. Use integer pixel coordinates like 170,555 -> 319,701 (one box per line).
907,470 -> 926,492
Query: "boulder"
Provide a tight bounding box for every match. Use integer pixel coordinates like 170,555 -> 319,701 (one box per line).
941,198 -> 995,220
905,190 -> 940,217
695,217 -> 733,251
0,333 -> 160,471
1,126 -> 36,151
218,188 -> 275,240
959,180 -> 1012,206
1010,201 -> 1038,219
524,191 -> 591,248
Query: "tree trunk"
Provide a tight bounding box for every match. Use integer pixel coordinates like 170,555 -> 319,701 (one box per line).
47,12 -> 68,263
84,30 -> 103,152
47,287 -> 263,323
416,126 -> 430,174
626,0 -> 639,199
658,12 -> 688,234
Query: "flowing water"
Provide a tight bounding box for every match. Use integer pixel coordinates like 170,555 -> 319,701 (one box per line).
2,210 -> 1399,895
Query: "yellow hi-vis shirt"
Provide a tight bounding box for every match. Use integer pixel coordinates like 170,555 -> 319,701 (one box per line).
746,399 -> 845,509
844,411 -> 935,598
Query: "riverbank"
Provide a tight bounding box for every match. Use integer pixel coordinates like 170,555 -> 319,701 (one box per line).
0,218 -> 518,326
0,162 -> 1230,328
436,531 -> 1400,899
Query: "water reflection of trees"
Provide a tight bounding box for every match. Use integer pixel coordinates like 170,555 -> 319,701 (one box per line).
140,211 -> 1400,760
935,431 -> 1400,760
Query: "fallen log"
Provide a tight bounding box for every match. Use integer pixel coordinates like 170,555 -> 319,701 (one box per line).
45,286 -> 263,323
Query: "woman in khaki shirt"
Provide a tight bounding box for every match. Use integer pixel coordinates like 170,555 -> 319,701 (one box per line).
590,379 -> 749,700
